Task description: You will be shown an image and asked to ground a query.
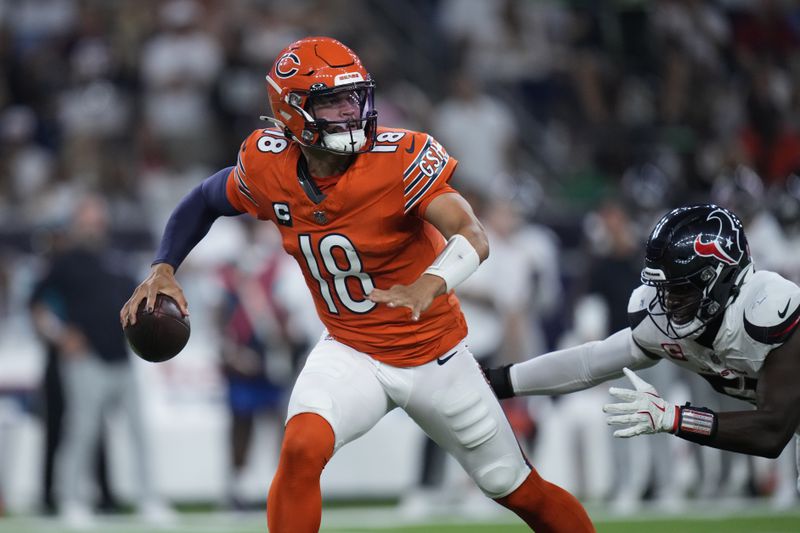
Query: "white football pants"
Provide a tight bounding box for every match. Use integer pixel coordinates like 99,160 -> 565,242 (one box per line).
286,334 -> 531,498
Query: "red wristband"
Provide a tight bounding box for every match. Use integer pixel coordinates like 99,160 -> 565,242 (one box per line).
672,406 -> 680,434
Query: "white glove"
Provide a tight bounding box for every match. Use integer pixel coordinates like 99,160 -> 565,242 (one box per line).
603,367 -> 678,438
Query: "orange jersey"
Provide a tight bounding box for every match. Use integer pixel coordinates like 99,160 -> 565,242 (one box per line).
225,127 -> 467,366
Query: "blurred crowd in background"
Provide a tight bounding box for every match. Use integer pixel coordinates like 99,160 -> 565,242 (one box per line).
1,0 -> 800,522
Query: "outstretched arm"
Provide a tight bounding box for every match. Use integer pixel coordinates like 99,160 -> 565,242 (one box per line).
486,328 -> 659,398
120,167 -> 243,325
604,329 -> 800,457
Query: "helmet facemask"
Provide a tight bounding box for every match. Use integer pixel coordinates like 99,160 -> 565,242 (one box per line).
643,264 -> 728,338
270,81 -> 377,155
640,204 -> 752,340
304,83 -> 376,153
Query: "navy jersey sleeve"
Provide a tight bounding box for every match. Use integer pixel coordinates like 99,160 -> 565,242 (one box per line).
153,167 -> 243,270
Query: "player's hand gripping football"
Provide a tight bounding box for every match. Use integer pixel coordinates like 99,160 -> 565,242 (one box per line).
120,263 -> 189,327
367,274 -> 446,321
603,367 -> 677,438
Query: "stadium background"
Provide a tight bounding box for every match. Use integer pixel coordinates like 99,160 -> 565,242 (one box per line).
1,0 -> 800,531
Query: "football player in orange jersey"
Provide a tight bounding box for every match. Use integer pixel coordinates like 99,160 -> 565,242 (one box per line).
120,36 -> 594,533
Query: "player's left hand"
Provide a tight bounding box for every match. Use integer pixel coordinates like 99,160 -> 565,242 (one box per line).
603,367 -> 677,438
368,274 -> 445,321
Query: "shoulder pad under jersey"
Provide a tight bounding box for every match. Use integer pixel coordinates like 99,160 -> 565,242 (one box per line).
396,130 -> 453,214
742,271 -> 800,345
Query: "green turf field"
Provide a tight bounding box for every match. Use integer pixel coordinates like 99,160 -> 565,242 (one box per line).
324,515 -> 800,533
0,504 -> 798,532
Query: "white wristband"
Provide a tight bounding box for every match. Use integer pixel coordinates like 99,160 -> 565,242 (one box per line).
423,234 -> 480,291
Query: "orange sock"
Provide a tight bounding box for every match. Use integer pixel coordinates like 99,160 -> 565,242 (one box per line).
495,468 -> 595,533
266,413 -> 335,533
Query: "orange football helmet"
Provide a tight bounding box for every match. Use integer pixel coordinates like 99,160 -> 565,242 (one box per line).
264,36 -> 377,154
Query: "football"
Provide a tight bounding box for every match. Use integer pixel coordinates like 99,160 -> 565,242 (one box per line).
124,294 -> 190,363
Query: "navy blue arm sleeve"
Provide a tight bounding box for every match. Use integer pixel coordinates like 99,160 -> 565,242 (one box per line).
152,166 -> 243,271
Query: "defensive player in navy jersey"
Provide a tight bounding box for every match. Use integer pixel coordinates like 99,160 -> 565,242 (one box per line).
485,205 -> 800,488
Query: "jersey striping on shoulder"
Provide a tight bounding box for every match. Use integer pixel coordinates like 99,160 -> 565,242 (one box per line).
742,271 -> 800,345
234,141 -> 258,207
402,135 -> 451,213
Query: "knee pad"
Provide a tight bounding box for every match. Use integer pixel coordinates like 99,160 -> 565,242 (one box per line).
282,413 -> 335,468
473,458 -> 528,498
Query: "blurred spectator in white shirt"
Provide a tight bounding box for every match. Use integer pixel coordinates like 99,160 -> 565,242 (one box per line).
139,0 -> 223,167
431,72 -> 518,196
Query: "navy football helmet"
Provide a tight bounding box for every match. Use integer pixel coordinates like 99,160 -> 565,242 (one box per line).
641,204 -> 751,338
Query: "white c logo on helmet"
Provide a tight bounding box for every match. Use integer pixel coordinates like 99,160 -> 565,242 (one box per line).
275,53 -> 300,79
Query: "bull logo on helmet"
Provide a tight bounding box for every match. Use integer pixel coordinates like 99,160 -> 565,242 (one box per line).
275,52 -> 301,79
693,208 -> 743,265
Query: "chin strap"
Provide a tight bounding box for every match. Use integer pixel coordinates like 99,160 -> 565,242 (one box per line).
260,115 -> 297,144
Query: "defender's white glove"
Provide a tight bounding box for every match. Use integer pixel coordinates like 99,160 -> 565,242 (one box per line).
603,368 -> 677,438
